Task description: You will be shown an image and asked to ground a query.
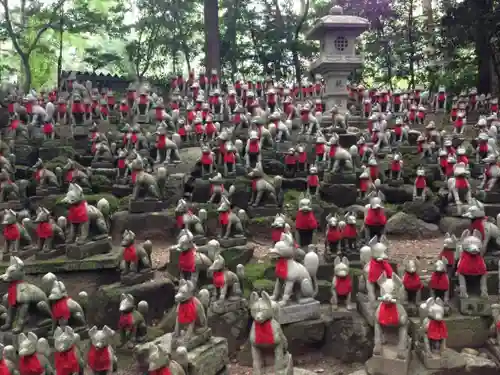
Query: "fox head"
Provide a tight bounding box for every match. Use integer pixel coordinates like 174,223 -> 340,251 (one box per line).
269,234 -> 294,260
344,211 -> 356,225
147,344 -> 171,371
61,183 -> 85,205
298,193 -> 312,212
334,256 -> 349,278
208,254 -> 225,273
368,235 -> 389,261
18,332 -> 40,357
32,158 -> 44,170
420,297 -> 445,322
459,229 -> 482,255
175,199 -> 188,214
249,291 -> 276,323
377,273 -> 403,304
2,209 -> 17,225
54,326 -> 79,353
326,214 -> 339,228
49,280 -> 68,301
34,207 -> 51,223
443,232 -> 458,250
119,293 -> 136,313
434,257 -> 448,273
403,258 -> 419,274
63,158 -> 77,171
89,325 -> 115,349
1,256 -> 24,282
121,229 -> 136,247
462,200 -> 485,219
217,196 -> 231,213
175,279 -> 195,303
271,213 -> 287,229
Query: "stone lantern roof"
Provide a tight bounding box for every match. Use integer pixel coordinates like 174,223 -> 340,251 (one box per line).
306,4 -> 370,40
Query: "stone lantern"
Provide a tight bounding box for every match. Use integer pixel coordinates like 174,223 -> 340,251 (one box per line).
306,3 -> 369,114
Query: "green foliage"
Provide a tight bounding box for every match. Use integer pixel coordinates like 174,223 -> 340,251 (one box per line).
46,156 -> 69,170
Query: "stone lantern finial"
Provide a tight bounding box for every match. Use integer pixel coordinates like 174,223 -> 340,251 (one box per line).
330,1 -> 343,15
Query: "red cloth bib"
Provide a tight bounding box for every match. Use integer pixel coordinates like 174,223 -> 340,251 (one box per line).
131,170 -> 138,184
54,347 -> 80,375
365,208 -> 387,226
315,144 -> 325,155
394,126 -> 402,136
176,214 -> 184,229
359,178 -> 369,192
65,169 -> 74,183
178,249 -> 195,272
457,252 -> 486,276
224,152 -> 235,164
149,367 -> 172,375
285,155 -> 297,165
51,296 -> 70,320
156,134 -> 166,149
440,249 -> 455,266
455,176 -> 468,189
131,133 -> 138,144
251,179 -> 257,191
470,218 -> 485,239
68,201 -> 88,224
71,103 -> 83,113
120,104 -> 129,113
298,152 -> 307,163
430,272 -> 449,290
123,245 -> 138,262
427,320 -> 448,340
415,176 -> 426,189
117,159 -> 126,169
178,127 -> 186,136
391,161 -> 401,172
9,119 -> 19,130
206,122 -> 216,135
479,142 -> 488,153
275,258 -> 288,279
248,141 -> 259,154
43,123 -> 54,134
335,275 -> 352,296
19,354 -> 43,375
219,211 -> 230,225
367,259 -> 393,283
307,175 -> 319,187
8,280 -> 21,306
329,145 -> 337,158
178,298 -> 197,324
212,271 -> 225,288
0,359 -> 10,375
3,224 -> 20,241
118,312 -> 134,330
271,228 -> 284,242
342,224 -> 357,239
369,166 -> 378,180
87,345 -> 111,372
210,184 -> 223,195
201,153 -> 213,165
327,227 -> 342,242
403,272 -> 422,291
295,211 -> 318,230
254,320 -> 275,345
378,302 -> 399,326
457,155 -> 468,165
36,222 -> 53,239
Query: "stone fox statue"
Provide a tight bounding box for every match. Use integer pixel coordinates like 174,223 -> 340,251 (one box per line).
269,233 -> 319,305
216,196 -> 247,238
32,158 -> 59,188
0,256 -> 52,333
247,163 -> 283,207
207,254 -> 245,301
2,209 -> 32,255
25,206 -> 65,252
117,293 -> 148,348
88,325 -> 118,375
18,332 -> 54,375
59,183 -> 110,244
53,326 -> 85,375
0,343 -> 17,375
120,230 -> 152,274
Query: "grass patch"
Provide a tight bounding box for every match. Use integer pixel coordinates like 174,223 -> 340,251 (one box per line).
253,279 -> 274,293
46,156 -> 69,170
283,189 -> 301,205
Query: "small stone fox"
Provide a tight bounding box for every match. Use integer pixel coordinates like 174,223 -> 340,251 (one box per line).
117,293 -> 149,349
18,332 -> 54,375
44,273 -> 87,332
24,206 -> 65,252
138,343 -> 187,375
173,280 -> 210,343
129,158 -> 160,199
32,158 -> 59,188
217,196 -> 247,238
87,325 -> 118,375
53,326 -> 85,375
2,209 -> 32,255
207,254 -> 244,301
420,297 -> 447,355
249,291 -> 292,375
0,343 -> 17,375
247,163 -> 283,207
0,256 -> 52,333
120,230 -> 152,274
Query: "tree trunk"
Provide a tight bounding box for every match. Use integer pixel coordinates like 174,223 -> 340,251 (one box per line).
21,55 -> 32,93
407,0 -> 415,89
182,46 -> 191,73
57,10 -> 64,90
204,0 -> 220,74
476,33 -> 492,93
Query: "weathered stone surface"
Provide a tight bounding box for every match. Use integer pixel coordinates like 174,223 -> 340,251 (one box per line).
66,237 -> 112,260
111,211 -> 176,241
263,159 -> 285,176
402,201 -> 441,224
277,300 -> 321,324
379,184 -> 414,204
438,216 -> 470,236
320,184 -> 357,207
90,278 -> 175,328
386,212 -> 441,238
323,310 -> 374,363
183,336 -> 229,375
207,301 -> 250,355
365,340 -> 412,375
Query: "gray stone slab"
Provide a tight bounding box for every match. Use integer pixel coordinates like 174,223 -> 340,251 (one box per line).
66,237 -> 112,260
277,299 -> 321,324
182,336 -> 229,375
366,340 -> 412,375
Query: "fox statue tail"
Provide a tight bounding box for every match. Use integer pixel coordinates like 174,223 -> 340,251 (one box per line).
304,247 -> 319,298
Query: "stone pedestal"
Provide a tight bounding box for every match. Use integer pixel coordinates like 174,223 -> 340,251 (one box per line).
34,244 -> 66,260
218,236 -> 247,248
417,347 -> 467,370
208,299 -> 249,355
66,237 -> 112,260
1,247 -> 36,262
0,201 -> 23,211
459,296 -> 496,316
366,339 -> 412,375
277,299 -> 321,324
120,269 -> 155,286
173,335 -> 229,375
128,199 -> 168,213
247,205 -> 281,218
323,171 -> 357,184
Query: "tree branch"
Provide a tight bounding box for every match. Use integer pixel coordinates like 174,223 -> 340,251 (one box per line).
27,0 -> 66,55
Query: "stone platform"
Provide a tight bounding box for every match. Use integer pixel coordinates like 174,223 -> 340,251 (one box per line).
277,300 -> 321,324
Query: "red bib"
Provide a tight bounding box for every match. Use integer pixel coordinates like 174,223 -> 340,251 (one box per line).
295,211 -> 318,230
403,272 -> 422,291
51,296 -> 70,320
369,166 -> 378,180
315,144 -> 325,155
65,169 -> 74,183
123,245 -> 138,262
212,271 -> 225,288
327,227 -> 342,242
455,176 -> 468,189
470,218 -> 485,240
178,249 -> 195,272
271,228 -> 284,242
0,359 -> 10,375
87,345 -> 111,372
430,272 -> 449,290
275,258 -> 288,279
117,159 -> 126,169
156,134 -> 166,149
298,152 -> 307,163
118,312 -> 134,330
329,145 -> 337,158
359,178 -> 369,192
342,224 -> 357,239
178,298 -> 197,324
149,367 -> 172,375
391,161 -> 401,172
378,302 -> 399,326
224,152 -> 235,164
201,153 -> 213,165
285,155 -> 297,165
54,347 -> 80,375
8,280 -> 21,306
19,354 -> 43,375
254,320 -> 275,345
219,211 -> 230,225
440,248 -> 455,266
36,222 -> 53,239
43,123 -> 54,134
427,320 -> 448,340
365,208 -> 387,226
131,171 -> 138,184
248,141 -> 260,154
367,259 -> 393,283
307,175 -> 319,187
457,252 -> 486,276
335,275 -> 352,296
3,224 -> 20,241
415,176 -> 426,189
68,201 -> 88,224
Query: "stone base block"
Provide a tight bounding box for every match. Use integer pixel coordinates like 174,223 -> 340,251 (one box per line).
129,199 -> 168,213
409,313 -> 490,349
357,292 -> 376,327
324,172 -> 357,185
193,235 -> 208,246
445,204 -> 471,217
479,191 -> 500,204
459,296 -> 496,316
398,146 -> 417,155
66,237 -> 112,260
210,298 -> 248,315
172,328 -> 212,351
112,184 -> 133,198
2,247 -> 36,262
219,237 -> 247,248
208,300 -> 249,355
417,347 -> 466,370
277,299 -> 320,324
35,187 -> 61,196
483,203 -> 500,218
120,269 -> 155,286
91,161 -> 114,169
176,336 -> 228,375
247,205 -> 281,218
366,341 -> 412,375
34,245 -> 66,260
0,201 -> 23,211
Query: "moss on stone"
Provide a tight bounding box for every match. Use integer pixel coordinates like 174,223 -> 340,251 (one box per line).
46,156 -> 69,170
90,175 -> 112,193
252,279 -> 275,294
284,189 -> 301,205
249,216 -> 272,224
